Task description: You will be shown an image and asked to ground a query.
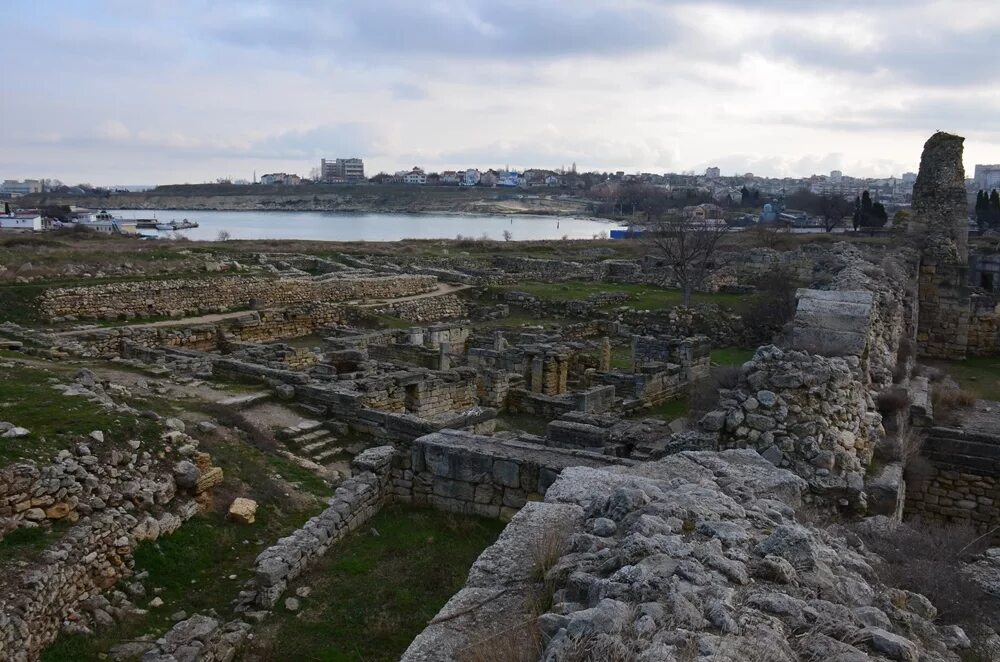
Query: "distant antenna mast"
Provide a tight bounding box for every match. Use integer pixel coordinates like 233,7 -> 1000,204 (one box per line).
253,169 -> 257,184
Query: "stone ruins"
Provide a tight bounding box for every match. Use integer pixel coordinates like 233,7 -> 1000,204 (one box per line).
2,131 -> 1000,659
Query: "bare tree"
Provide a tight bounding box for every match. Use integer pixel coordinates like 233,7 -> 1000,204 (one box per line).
786,188 -> 853,232
646,216 -> 729,306
216,230 -> 231,242
503,229 -> 513,241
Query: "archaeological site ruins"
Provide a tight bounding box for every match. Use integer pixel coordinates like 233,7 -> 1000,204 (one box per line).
2,131 -> 1000,660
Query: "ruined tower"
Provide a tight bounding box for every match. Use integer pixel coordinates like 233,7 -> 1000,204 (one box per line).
910,131 -> 969,261
912,132 -> 972,358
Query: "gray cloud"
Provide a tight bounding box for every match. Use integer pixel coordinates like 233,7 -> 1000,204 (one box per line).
204,0 -> 678,60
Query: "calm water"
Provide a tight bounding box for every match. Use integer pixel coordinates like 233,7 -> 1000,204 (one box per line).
108,209 -> 624,241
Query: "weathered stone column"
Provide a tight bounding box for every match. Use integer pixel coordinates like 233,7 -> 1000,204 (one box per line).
599,336 -> 611,372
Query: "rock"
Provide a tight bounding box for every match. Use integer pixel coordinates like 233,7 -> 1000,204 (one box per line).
148,597 -> 164,608
196,421 -> 217,433
109,641 -> 155,661
590,517 -> 617,537
756,390 -> 778,407
2,426 -> 30,438
171,610 -> 188,621
295,586 -> 312,598
172,461 -> 201,489
165,417 -> 186,432
227,497 -> 258,525
89,430 -> 104,443
937,624 -> 970,650
284,597 -> 300,611
23,508 -> 46,521
862,627 -> 918,662
74,368 -> 96,387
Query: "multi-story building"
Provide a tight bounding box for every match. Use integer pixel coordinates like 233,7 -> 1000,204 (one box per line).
0,179 -> 42,197
320,158 -> 365,182
829,170 -> 843,184
705,166 -> 721,179
974,164 -> 1000,191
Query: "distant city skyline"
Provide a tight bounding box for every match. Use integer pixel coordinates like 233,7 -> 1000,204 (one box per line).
3,1 -> 1000,185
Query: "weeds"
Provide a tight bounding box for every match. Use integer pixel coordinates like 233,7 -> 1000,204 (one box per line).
853,519 -> 994,630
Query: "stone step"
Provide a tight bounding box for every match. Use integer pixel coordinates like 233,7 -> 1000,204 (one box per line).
279,419 -> 323,439
312,448 -> 342,463
301,439 -> 335,455
292,429 -> 333,445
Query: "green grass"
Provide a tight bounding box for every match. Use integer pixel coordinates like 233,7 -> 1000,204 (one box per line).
0,526 -> 60,564
927,356 -> 1000,401
262,505 -> 505,661
0,283 -> 45,324
634,397 -> 689,421
500,280 -> 748,311
711,347 -> 756,366
41,506 -> 315,662
0,364 -> 160,464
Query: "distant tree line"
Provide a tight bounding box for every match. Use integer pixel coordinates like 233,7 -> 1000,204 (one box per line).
975,189 -> 1000,229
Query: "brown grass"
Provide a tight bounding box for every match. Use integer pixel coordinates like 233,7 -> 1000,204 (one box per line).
853,519 -> 995,630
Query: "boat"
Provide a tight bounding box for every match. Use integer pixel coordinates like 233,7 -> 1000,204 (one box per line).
156,223 -> 174,231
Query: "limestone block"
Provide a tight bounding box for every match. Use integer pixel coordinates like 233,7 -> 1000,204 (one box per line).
227,498 -> 258,525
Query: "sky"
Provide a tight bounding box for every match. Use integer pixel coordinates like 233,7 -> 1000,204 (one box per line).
2,0 -> 1000,186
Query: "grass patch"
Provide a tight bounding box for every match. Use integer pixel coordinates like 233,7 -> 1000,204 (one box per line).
0,523 -> 68,565
0,283 -> 45,324
926,357 -> 1000,402
41,506 -> 316,662
259,505 -> 505,662
0,363 -> 159,464
711,346 -> 755,367
633,397 -> 689,421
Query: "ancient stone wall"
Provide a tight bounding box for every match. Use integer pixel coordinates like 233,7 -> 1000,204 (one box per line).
376,293 -> 467,322
905,426 -> 1000,532
237,447 -> 394,609
40,274 -> 437,321
0,429 -> 213,660
389,430 -> 630,520
0,505 -> 196,661
404,450 -> 962,662
699,345 -> 880,511
966,294 -> 1000,356
53,304 -> 348,357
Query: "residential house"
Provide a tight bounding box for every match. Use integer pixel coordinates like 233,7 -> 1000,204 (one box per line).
461,169 -> 481,186
401,167 -> 427,185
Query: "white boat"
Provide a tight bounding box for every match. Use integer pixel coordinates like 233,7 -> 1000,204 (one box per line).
156,223 -> 174,231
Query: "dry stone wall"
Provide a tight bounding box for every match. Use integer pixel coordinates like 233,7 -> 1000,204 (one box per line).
375,293 -> 467,322
0,504 -> 197,661
236,447 -> 394,609
699,345 -> 880,511
40,274 -> 436,321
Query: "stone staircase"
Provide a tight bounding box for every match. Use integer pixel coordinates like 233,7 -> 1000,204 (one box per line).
278,420 -> 342,464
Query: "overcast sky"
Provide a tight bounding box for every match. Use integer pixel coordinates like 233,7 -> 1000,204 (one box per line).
2,0 -> 999,185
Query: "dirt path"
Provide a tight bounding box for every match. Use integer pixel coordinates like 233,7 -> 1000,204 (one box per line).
52,282 -> 471,335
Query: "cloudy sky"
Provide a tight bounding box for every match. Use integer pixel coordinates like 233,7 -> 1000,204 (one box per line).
2,0 -> 999,185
